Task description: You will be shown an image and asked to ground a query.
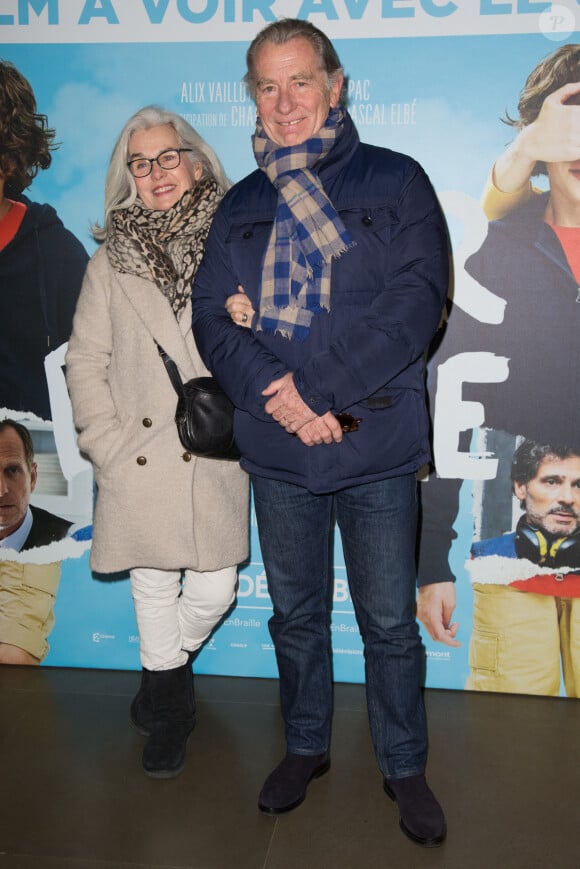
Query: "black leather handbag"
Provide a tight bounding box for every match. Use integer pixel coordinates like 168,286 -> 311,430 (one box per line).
157,345 -> 240,461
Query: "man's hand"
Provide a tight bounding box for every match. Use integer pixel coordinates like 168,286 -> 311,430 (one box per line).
262,373 -> 343,443
294,412 -> 343,446
262,372 -> 318,433
416,581 -> 460,648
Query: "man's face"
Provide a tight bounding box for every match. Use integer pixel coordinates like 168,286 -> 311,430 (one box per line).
514,455 -> 580,536
253,37 -> 343,148
0,428 -> 37,540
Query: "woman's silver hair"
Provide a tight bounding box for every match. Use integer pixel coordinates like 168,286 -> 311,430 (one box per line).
92,105 -> 230,241
244,18 -> 346,105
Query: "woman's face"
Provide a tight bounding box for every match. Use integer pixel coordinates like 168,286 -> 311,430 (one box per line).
128,124 -> 201,211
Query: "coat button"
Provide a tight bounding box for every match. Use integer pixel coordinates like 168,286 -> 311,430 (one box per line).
362,215 -> 373,226
243,230 -> 253,239
142,418 -> 152,427
182,452 -> 192,462
136,456 -> 147,466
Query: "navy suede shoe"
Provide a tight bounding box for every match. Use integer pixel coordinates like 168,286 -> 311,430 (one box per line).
384,774 -> 447,847
258,752 -> 330,814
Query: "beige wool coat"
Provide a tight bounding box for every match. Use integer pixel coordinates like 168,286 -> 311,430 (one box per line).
66,245 -> 249,574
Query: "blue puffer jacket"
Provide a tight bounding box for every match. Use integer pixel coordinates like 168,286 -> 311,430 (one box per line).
192,113 -> 449,494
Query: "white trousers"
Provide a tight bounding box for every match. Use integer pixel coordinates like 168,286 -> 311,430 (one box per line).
130,566 -> 237,671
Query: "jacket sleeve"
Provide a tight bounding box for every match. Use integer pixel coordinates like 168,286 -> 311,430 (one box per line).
293,162 -> 450,414
480,168 -> 536,222
65,254 -> 122,472
417,474 -> 463,585
191,205 -> 289,420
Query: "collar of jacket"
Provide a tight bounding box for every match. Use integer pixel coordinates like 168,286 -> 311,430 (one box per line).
515,514 -> 580,567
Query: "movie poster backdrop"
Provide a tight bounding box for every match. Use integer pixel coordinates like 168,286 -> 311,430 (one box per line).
1,0 -> 578,696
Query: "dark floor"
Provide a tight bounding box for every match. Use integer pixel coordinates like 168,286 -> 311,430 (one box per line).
0,667 -> 578,869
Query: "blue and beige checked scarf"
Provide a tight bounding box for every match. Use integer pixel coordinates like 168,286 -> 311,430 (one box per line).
252,106 -> 354,341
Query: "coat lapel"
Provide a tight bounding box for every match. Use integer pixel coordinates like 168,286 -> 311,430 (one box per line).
114,270 -> 199,380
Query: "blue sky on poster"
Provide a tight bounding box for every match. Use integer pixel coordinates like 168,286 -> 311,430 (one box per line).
0,31 -> 562,252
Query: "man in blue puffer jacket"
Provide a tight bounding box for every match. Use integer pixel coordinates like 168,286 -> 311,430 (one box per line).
192,18 -> 449,846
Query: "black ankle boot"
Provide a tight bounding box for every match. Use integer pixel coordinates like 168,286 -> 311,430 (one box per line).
139,661 -> 196,779
130,669 -> 155,736
384,774 -> 446,847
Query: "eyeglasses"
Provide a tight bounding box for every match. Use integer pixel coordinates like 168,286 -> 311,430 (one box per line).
334,413 -> 362,433
127,148 -> 193,178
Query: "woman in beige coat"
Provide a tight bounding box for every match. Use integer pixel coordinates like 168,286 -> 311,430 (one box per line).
66,106 -> 249,779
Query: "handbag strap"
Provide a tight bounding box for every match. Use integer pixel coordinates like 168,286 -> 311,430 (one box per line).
156,343 -> 185,398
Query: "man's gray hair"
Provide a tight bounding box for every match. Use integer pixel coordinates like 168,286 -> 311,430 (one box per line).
244,18 -> 345,105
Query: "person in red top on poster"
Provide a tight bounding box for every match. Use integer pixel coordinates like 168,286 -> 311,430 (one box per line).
0,60 -> 88,421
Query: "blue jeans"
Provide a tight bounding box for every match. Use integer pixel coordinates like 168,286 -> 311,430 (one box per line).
251,473 -> 427,779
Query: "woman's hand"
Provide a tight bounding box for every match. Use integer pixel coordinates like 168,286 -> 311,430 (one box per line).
225,285 -> 255,328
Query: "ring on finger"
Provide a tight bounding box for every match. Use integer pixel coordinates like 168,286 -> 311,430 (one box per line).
242,313 -> 248,323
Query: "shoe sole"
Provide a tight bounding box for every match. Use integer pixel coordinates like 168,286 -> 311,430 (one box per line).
143,761 -> 185,780
258,760 -> 331,815
383,781 -> 447,848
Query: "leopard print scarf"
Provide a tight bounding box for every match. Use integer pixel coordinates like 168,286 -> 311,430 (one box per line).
106,177 -> 223,318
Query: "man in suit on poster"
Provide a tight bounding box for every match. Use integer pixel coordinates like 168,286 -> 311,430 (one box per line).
0,418 -> 72,665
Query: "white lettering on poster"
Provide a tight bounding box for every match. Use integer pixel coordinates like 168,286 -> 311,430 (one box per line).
333,577 -> 350,603
237,572 -> 270,598
430,190 -> 516,480
236,571 -> 353,604
348,79 -> 418,129
180,79 -> 255,128
0,0 -> 558,42
331,623 -> 360,633
434,352 -> 509,479
224,617 -> 262,627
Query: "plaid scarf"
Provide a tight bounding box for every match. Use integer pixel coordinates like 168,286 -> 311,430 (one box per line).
106,178 -> 223,319
252,106 -> 354,341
